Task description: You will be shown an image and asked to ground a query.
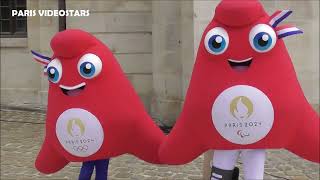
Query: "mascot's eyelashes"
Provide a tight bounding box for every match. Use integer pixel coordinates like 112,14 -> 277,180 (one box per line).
77,53 -> 102,79
249,24 -> 277,53
47,59 -> 62,83
204,27 -> 229,55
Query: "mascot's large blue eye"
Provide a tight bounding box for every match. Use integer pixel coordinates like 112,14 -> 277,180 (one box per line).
47,67 -> 60,82
78,53 -> 102,79
204,27 -> 229,55
249,24 -> 277,53
46,59 -> 62,83
208,35 -> 226,54
80,62 -> 95,78
253,32 -> 272,51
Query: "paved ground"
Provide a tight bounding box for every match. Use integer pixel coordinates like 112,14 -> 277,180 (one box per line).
0,109 -> 319,180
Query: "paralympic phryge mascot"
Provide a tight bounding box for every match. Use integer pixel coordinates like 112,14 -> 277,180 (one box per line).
159,0 -> 319,179
31,29 -> 165,179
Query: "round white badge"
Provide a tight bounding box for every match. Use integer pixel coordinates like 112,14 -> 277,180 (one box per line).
211,85 -> 274,145
56,108 -> 104,157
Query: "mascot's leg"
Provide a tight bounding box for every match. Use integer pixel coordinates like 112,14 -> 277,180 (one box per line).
79,161 -> 95,180
94,159 -> 110,180
241,149 -> 265,180
211,150 -> 240,180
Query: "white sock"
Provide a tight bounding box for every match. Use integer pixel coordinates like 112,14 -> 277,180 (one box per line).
241,149 -> 266,180
212,150 -> 240,170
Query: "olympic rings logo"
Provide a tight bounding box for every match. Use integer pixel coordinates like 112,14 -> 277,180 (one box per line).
73,145 -> 88,152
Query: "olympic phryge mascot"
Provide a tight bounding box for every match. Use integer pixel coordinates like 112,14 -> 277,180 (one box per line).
159,0 -> 319,179
31,29 -> 165,180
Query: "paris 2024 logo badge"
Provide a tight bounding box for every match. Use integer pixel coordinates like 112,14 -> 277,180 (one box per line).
212,85 -> 274,145
56,108 -> 104,157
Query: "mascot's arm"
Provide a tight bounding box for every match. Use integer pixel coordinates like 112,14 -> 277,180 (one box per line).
287,104 -> 319,163
129,115 -> 165,164
158,133 -> 205,165
35,137 -> 69,174
158,114 -> 206,165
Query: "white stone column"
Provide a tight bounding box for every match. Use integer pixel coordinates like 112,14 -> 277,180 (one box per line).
180,1 -> 195,97
38,0 -> 59,106
151,1 -> 183,127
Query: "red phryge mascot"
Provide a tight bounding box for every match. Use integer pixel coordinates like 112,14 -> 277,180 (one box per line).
31,29 -> 165,179
159,0 -> 319,179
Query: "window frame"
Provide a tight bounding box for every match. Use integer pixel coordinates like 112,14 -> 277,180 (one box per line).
0,0 -> 27,38
58,0 -> 66,31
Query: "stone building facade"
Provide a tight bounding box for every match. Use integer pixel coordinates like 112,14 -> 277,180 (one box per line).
1,0 -> 319,126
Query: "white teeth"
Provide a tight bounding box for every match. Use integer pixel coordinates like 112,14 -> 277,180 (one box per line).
228,57 -> 253,63
59,82 -> 86,90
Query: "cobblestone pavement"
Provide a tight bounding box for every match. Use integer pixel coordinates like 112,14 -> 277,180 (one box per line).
1,109 -> 319,180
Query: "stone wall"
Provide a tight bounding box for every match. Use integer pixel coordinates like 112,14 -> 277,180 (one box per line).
1,0 -> 59,107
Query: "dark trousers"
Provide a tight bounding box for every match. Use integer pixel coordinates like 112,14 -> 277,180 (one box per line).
79,159 -> 110,180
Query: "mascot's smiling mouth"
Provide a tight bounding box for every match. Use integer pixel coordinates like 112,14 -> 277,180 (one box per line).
228,57 -> 253,72
60,83 -> 86,96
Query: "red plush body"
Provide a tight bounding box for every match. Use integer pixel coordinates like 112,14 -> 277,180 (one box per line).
159,0 -> 319,164
35,29 -> 165,173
